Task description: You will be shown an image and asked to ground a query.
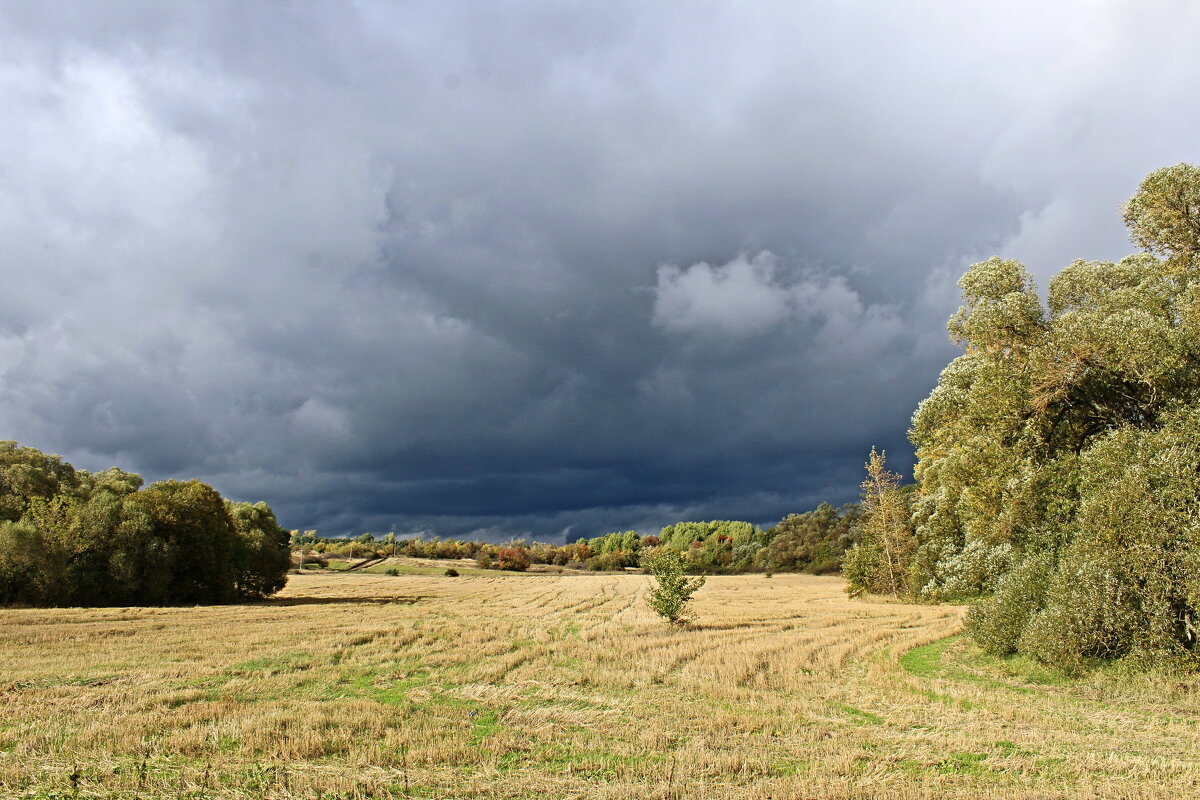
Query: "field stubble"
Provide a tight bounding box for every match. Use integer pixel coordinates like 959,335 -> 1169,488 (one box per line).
1,570 -> 1197,798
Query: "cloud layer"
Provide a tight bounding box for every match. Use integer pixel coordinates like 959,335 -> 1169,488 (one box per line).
1,2 -> 1198,538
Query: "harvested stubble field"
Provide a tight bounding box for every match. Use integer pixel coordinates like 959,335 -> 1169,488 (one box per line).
1,572 -> 1198,799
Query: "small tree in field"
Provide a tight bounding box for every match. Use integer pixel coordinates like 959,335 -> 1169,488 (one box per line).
843,448 -> 915,598
643,549 -> 706,625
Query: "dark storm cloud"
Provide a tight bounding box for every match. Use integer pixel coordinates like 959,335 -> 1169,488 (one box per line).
2,1 -> 1198,538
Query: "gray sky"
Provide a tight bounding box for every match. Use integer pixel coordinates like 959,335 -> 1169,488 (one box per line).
1,1 -> 1197,538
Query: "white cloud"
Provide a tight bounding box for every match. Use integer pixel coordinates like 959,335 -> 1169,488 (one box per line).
652,252 -> 790,337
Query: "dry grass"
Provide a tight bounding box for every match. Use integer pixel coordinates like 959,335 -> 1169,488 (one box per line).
1,570 -> 1197,798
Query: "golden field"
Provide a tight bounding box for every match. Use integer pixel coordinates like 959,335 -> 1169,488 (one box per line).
1,569 -> 1198,799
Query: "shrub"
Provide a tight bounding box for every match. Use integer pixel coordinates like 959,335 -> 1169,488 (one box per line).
757,503 -> 860,575
587,552 -> 627,571
444,568 -> 459,577
496,547 -> 531,572
228,500 -> 291,598
1016,545 -> 1144,674
475,553 -> 493,570
967,553 -> 1051,656
385,567 -> 401,576
643,549 -> 706,625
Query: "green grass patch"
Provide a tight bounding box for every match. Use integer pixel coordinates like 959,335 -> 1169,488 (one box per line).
767,759 -> 812,777
837,703 -> 884,726
902,635 -> 1071,694
530,743 -> 665,779
469,710 -> 501,743
322,667 -> 432,706
899,635 -> 959,677
935,751 -> 989,776
225,652 -> 315,677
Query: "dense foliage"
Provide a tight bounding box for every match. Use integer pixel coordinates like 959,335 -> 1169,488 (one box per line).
757,503 -> 861,575
295,509 -> 863,577
891,164 -> 1200,671
0,442 -> 290,606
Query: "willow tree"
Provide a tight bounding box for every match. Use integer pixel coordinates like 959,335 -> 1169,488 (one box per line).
912,164 -> 1200,670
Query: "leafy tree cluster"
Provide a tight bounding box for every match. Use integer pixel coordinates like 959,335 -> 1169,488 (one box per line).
758,503 -> 861,575
0,441 -> 290,606
294,510 -> 863,576
870,164 -> 1200,671
657,521 -> 768,573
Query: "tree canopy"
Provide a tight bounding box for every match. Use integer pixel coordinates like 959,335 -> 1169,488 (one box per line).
901,163 -> 1200,671
0,442 -> 290,607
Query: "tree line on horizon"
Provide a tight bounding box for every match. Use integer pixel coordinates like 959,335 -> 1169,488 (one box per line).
292,504 -> 863,576
843,163 -> 1200,673
0,441 -> 291,606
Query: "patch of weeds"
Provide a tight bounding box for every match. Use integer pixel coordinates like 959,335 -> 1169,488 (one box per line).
552,655 -> 584,670
1033,755 -> 1068,772
225,652 -> 314,677
496,749 -> 527,771
469,711 -> 501,743
324,667 -> 433,706
912,687 -> 959,707
384,781 -> 436,797
976,651 -> 1071,687
533,743 -> 663,779
768,759 -> 811,777
991,740 -> 1038,758
903,635 -> 1071,696
837,703 -> 884,726
936,751 -> 989,775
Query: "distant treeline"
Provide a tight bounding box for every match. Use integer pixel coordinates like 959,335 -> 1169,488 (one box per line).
0,441 -> 290,607
293,503 -> 862,575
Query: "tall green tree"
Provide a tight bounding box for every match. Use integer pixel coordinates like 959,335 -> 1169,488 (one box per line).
913,163 -> 1200,670
0,441 -> 81,523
